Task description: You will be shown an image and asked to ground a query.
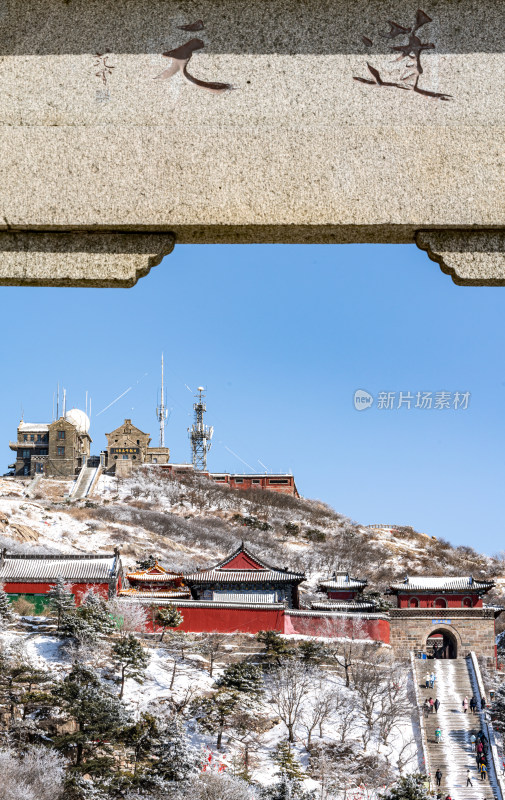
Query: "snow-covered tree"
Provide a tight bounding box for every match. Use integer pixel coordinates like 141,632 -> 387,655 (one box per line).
151,715 -> 200,782
112,634 -> 149,699
135,554 -> 157,570
47,576 -> 75,630
54,663 -> 129,766
156,604 -> 183,642
267,660 -> 313,743
0,582 -> 13,627
381,774 -> 431,800
0,745 -> 65,800
491,684 -> 505,732
174,771 -> 259,800
273,741 -> 304,781
60,590 -> 115,644
215,662 -> 263,695
108,598 -> 148,637
192,689 -> 248,750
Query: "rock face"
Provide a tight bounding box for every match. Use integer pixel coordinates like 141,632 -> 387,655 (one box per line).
1,0 -> 504,286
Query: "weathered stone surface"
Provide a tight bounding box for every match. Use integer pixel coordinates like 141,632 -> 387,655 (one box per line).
416,231 -> 505,286
0,233 -> 175,287
1,0 -> 504,285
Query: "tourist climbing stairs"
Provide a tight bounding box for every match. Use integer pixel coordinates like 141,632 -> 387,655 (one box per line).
413,657 -> 500,800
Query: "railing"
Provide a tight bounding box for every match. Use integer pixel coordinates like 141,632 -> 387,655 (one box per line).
468,652 -> 504,800
410,652 -> 431,783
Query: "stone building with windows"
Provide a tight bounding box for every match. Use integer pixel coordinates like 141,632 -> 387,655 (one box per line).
9,412 -> 91,478
103,419 -> 170,475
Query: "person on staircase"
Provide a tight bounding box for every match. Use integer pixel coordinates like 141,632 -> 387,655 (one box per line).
429,697 -> 435,712
434,698 -> 440,713
435,769 -> 443,787
430,671 -> 436,689
470,696 -> 477,714
425,671 -> 431,688
480,762 -> 488,781
435,726 -> 442,744
462,696 -> 469,713
466,769 -> 473,787
470,733 -> 477,751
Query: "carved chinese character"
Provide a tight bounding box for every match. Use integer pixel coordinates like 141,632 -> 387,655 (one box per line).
355,9 -> 452,101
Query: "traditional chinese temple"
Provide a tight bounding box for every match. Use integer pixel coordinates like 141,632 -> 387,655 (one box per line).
183,543 -> 305,608
120,562 -> 190,600
0,548 -> 123,610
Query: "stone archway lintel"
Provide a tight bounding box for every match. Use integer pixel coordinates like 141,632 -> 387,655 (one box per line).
0,231 -> 176,288
416,230 -> 505,287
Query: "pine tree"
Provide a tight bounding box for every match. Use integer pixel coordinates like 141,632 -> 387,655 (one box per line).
112,634 -> 149,699
256,631 -> 295,665
60,590 -> 115,644
192,689 -> 245,750
151,715 -> 200,782
156,604 -> 183,642
382,774 -> 431,800
273,741 -> 304,781
47,576 -> 75,631
54,663 -> 129,767
215,662 -> 263,694
0,583 -> 13,627
135,554 -> 157,571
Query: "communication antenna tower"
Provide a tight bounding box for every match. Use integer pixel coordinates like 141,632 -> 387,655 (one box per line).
156,353 -> 168,448
188,386 -> 213,470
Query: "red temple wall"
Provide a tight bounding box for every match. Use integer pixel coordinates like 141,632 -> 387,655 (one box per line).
284,613 -> 390,643
4,581 -> 113,603
397,593 -> 483,609
148,605 -> 285,635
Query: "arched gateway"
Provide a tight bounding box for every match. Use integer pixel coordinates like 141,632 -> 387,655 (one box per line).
426,628 -> 459,660
388,575 -> 500,666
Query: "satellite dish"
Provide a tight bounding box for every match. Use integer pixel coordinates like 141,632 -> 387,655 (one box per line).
197,386 -> 205,392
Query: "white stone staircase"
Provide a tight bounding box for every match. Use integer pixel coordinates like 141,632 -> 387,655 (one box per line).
413,657 -> 500,800
69,461 -> 101,501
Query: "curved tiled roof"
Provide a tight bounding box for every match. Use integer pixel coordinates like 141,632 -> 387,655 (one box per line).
184,543 -> 305,583
311,601 -> 377,611
127,572 -> 183,582
119,588 -> 190,599
318,574 -> 367,590
390,576 -> 494,592
0,552 -> 120,582
184,569 -> 304,582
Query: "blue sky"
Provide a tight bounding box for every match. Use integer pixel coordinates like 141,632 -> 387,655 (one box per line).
1,243 -> 504,553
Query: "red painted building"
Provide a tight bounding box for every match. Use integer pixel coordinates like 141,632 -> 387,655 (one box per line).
160,464 -> 299,497
183,544 -> 305,608
0,549 -> 123,605
389,576 -> 494,609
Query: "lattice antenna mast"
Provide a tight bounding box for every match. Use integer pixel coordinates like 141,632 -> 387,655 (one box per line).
188,386 -> 213,470
156,353 -> 168,447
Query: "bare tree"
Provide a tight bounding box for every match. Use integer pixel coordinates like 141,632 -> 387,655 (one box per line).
108,598 -> 148,637
267,659 -> 313,743
332,690 -> 359,744
300,673 -> 336,748
198,632 -> 229,678
0,745 -> 65,800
